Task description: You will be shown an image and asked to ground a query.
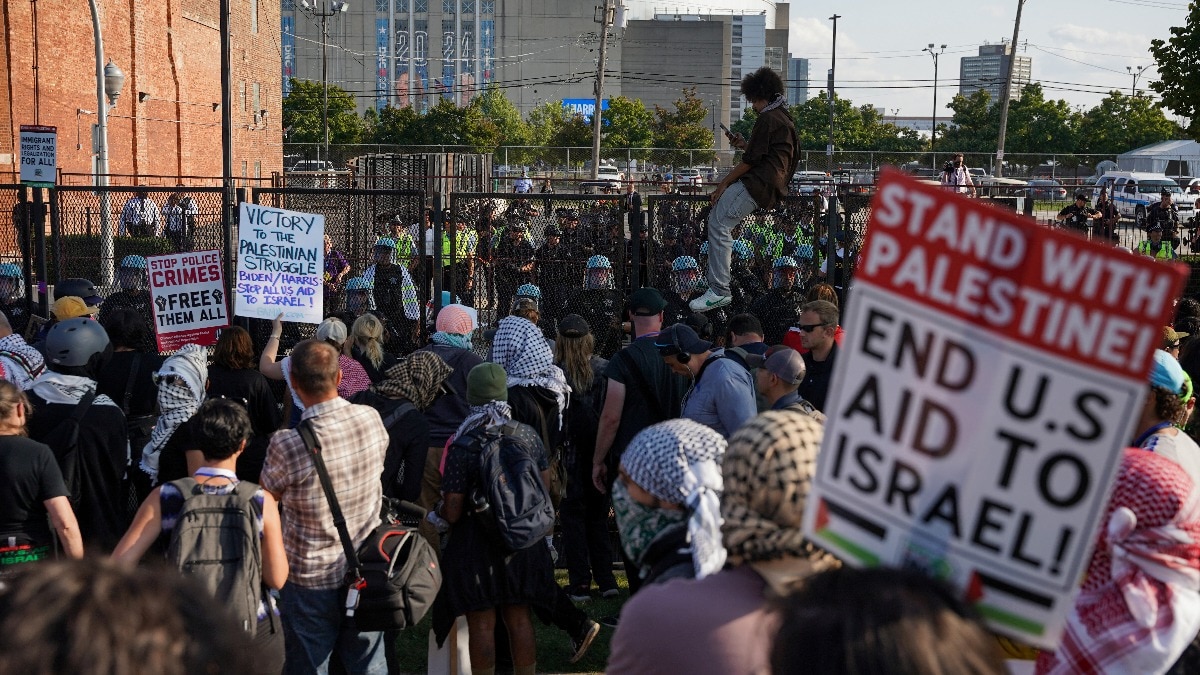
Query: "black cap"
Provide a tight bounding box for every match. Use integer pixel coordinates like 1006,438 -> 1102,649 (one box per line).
627,287 -> 667,315
558,314 -> 590,338
544,225 -> 562,237
654,323 -> 713,355
1075,191 -> 1088,200
1163,187 -> 1173,196
664,228 -> 680,239
564,209 -> 579,220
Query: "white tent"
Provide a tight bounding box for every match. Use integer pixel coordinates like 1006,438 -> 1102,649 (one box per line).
1117,140 -> 1200,177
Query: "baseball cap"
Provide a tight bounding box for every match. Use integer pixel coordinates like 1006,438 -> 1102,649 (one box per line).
654,323 -> 713,356
51,296 -> 99,320
1164,325 -> 1190,348
1150,349 -> 1186,394
315,317 -> 349,345
1162,187 -> 1173,195
762,348 -> 806,385
559,314 -> 590,338
627,287 -> 667,316
545,225 -> 562,237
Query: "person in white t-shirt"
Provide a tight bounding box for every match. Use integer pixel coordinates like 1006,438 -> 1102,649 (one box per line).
939,153 -> 976,198
1133,349 -> 1200,484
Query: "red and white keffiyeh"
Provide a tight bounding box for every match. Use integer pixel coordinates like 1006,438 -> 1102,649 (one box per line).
1038,448 -> 1200,675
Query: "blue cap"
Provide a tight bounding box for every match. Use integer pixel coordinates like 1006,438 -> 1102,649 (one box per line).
795,244 -> 815,261
672,256 -> 699,272
516,283 -> 542,299
773,256 -> 799,269
346,277 -> 372,291
374,237 -> 396,248
0,264 -> 21,278
699,241 -> 710,255
733,241 -> 752,260
1150,349 -> 1186,394
119,255 -> 148,269
587,255 -> 612,270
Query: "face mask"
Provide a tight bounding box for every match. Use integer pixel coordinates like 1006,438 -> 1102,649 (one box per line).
612,480 -> 688,569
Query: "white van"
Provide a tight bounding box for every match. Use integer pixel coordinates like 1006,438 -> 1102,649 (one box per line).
791,170 -> 834,196
1092,171 -> 1197,227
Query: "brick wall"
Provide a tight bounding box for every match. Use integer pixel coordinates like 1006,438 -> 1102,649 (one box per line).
0,0 -> 282,182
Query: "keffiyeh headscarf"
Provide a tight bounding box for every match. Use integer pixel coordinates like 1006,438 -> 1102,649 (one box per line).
722,410 -> 838,588
139,344 -> 207,483
373,351 -> 453,410
489,316 -> 570,417
619,419 -> 727,579
1036,449 -> 1200,675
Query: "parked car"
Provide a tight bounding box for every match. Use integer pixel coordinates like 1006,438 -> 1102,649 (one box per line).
790,170 -> 834,196
288,160 -> 336,172
1092,171 -> 1196,227
1024,179 -> 1068,200
673,168 -> 704,193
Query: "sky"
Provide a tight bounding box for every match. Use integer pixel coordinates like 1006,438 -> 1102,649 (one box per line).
635,0 -> 1188,120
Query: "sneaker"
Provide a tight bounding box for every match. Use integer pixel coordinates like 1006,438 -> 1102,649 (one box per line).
689,289 -> 732,312
598,614 -> 620,628
567,586 -> 592,603
600,587 -> 620,599
569,620 -> 601,664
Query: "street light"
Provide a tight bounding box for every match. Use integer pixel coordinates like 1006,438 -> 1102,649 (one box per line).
923,43 -> 946,155
1127,65 -> 1146,98
298,0 -> 350,162
89,0 -> 125,287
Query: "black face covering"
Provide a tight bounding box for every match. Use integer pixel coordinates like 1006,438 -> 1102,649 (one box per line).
954,160 -> 962,167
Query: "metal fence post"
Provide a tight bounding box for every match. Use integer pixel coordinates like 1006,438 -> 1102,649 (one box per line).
33,188 -> 48,317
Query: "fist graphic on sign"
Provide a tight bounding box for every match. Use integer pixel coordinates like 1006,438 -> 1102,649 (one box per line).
155,296 -> 168,311
212,289 -> 223,305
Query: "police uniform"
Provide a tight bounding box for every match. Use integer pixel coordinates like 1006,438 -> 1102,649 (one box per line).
1056,203 -> 1099,233
98,290 -> 156,351
749,286 -> 807,344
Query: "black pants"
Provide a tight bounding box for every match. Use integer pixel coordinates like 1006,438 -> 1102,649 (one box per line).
560,452 -> 616,592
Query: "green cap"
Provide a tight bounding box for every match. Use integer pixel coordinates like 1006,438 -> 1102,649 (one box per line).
467,362 -> 508,405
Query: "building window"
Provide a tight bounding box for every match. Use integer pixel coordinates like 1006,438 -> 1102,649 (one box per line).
414,0 -> 427,12
442,0 -> 454,12
732,37 -> 741,44
462,0 -> 474,12
481,0 -> 493,13
377,0 -> 388,11
255,161 -> 262,179
731,69 -> 741,79
239,81 -> 246,112
242,160 -> 248,178
732,46 -> 741,57
253,83 -> 260,114
282,0 -> 294,9
250,0 -> 258,32
732,58 -> 741,66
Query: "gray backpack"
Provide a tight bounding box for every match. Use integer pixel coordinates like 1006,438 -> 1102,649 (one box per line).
165,478 -> 263,633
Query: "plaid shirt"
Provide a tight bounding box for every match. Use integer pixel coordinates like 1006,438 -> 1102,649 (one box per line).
260,397 -> 387,589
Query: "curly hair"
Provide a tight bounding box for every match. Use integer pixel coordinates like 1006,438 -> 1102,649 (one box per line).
740,66 -> 785,102
1152,385 -> 1188,425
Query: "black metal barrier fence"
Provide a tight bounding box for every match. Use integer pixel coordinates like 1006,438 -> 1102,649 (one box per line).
1,182 -> 1198,356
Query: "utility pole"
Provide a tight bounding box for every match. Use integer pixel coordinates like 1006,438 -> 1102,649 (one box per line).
995,0 -> 1025,178
591,0 -> 615,180
1127,65 -> 1146,98
923,43 -> 946,158
828,14 -> 840,175
300,0 -> 348,161
221,0 -> 234,298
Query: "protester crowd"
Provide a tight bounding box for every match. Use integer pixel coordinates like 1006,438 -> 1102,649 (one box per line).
0,65 -> 1198,675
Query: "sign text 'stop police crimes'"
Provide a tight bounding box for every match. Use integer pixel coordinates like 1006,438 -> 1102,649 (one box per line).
803,171 -> 1188,649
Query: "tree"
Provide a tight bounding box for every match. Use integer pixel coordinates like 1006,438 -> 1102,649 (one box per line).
282,78 -> 365,144
470,87 -> 529,147
600,96 -> 654,152
790,93 -> 919,153
369,105 -> 423,145
526,101 -> 568,148
652,88 -> 716,165
936,90 -> 997,154
411,98 -> 500,150
1150,3 -> 1200,140
1077,91 -> 1181,155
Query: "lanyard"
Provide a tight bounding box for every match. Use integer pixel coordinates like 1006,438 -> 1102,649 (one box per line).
1132,421 -> 1175,449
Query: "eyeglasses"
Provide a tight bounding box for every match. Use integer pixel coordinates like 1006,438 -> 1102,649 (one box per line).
151,371 -> 183,387
796,323 -> 831,333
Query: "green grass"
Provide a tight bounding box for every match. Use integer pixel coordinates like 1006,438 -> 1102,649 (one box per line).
393,570 -> 629,674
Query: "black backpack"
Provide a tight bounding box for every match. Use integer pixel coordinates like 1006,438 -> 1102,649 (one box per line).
457,422 -> 555,552
165,479 -> 263,634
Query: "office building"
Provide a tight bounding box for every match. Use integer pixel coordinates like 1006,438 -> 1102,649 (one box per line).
787,57 -> 809,105
959,42 -> 1032,103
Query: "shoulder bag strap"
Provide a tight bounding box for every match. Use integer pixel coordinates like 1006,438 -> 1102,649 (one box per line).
617,349 -> 667,421
122,353 -> 141,416
379,401 -> 416,432
297,420 -> 361,578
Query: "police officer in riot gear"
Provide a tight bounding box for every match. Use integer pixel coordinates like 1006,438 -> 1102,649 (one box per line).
748,256 -> 808,344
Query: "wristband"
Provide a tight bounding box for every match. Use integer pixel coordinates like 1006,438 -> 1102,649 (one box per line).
269,334 -> 281,340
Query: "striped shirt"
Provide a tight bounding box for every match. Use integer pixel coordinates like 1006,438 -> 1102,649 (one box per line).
261,397 -> 387,589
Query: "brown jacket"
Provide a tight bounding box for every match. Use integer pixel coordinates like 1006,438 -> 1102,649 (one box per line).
740,104 -> 799,209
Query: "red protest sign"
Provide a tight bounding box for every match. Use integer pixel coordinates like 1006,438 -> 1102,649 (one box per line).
147,250 -> 229,351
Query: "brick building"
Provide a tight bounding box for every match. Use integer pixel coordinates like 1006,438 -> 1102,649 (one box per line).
0,0 -> 282,183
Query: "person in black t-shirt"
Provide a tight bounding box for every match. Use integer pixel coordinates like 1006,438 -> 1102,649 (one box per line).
1056,192 -> 1101,234
796,300 -> 839,413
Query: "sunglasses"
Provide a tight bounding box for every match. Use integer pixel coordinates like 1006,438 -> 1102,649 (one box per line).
151,371 -> 183,387
796,323 -> 831,333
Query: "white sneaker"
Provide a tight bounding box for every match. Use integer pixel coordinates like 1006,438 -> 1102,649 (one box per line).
689,289 -> 732,312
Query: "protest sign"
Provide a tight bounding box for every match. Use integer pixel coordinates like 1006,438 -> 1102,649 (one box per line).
19,125 -> 56,187
147,250 -> 229,351
234,202 -> 324,324
802,169 -> 1189,649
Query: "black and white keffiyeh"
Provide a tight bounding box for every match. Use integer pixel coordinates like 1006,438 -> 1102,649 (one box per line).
139,344 -> 208,483
621,419 -> 727,579
490,316 -> 570,417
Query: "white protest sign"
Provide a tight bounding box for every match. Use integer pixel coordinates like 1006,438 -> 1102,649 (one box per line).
19,125 -> 56,187
234,202 -> 324,324
802,170 -> 1189,649
147,250 -> 229,351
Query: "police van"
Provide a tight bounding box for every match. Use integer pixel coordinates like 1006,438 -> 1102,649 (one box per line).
1092,171 -> 1197,228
